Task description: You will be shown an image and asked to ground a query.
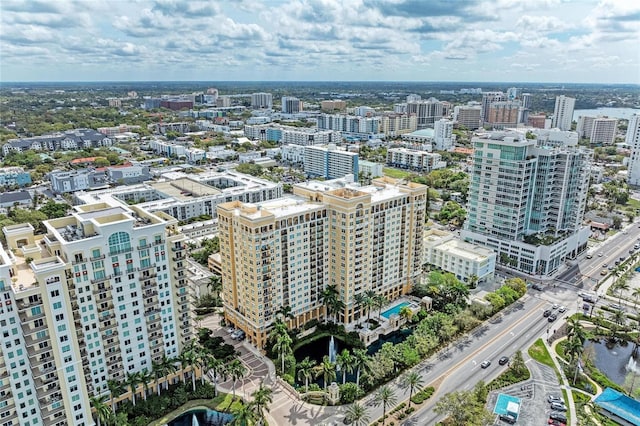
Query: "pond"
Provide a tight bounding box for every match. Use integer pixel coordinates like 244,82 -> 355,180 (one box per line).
167,409 -> 233,426
294,335 -> 350,364
585,339 -> 640,386
367,328 -> 413,355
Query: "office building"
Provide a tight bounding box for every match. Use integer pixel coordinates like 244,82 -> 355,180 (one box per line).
218,176 -> 427,348
423,230 -> 496,284
251,92 -> 273,109
386,148 -> 444,172
244,124 -> 341,146
453,105 -> 481,130
304,145 -> 359,179
0,166 -> 32,188
281,97 -> 302,114
577,116 -> 618,144
627,114 -> 640,186
0,198 -> 193,425
481,92 -> 506,124
462,131 -> 592,276
552,95 -> 576,131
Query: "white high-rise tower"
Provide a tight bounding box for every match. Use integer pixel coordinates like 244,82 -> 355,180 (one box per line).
627,114 -> 640,186
552,95 -> 576,131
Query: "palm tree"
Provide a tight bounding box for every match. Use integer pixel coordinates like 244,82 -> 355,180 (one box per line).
208,274 -> 223,300
354,292 -> 367,323
336,349 -> 355,384
230,403 -> 258,426
565,337 -> 584,385
321,285 -> 340,323
228,359 -> 247,400
467,274 -> 479,289
90,394 -> 111,426
210,357 -> 225,397
632,287 -> 640,309
364,290 -> 377,323
374,385 -> 397,426
315,355 -> 337,391
352,348 -> 369,387
250,382 -> 273,425
345,402 -> 370,426
613,309 -> 627,327
151,360 -> 165,396
106,379 -> 125,414
273,333 -> 293,374
399,305 -> 413,324
138,369 -> 153,401
276,305 -> 294,323
125,371 -> 141,406
401,371 -> 424,409
374,294 -> 387,319
616,278 -> 630,306
297,357 -> 316,392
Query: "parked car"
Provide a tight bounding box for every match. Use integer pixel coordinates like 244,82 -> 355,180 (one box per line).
548,395 -> 562,403
499,414 -> 516,424
550,402 -> 567,411
543,309 -> 552,317
548,314 -> 557,322
481,360 -> 491,368
499,356 -> 509,365
549,412 -> 567,423
548,419 -> 566,426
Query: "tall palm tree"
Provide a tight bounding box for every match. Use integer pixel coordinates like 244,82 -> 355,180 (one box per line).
616,279 -> 630,306
566,317 -> 587,345
228,359 -> 247,400
352,348 -> 369,387
565,337 -> 584,385
208,274 -> 223,300
364,290 -> 377,323
250,382 -> 273,426
296,357 -> 316,392
210,357 -> 225,397
374,294 -> 387,319
106,379 -> 125,414
401,371 -> 424,409
138,369 -> 153,401
125,371 -> 141,406
613,309 -> 627,327
276,305 -> 294,323
336,349 -> 355,384
632,287 -> 640,309
374,385 -> 397,426
89,394 -> 111,426
314,355 -> 337,391
321,285 -> 340,323
345,402 -> 370,426
151,360 -> 165,396
273,333 -> 293,374
354,293 -> 368,323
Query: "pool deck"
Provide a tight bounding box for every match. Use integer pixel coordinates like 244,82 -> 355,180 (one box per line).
347,296 -> 422,346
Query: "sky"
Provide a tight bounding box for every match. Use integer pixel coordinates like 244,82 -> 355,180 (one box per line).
0,0 -> 639,84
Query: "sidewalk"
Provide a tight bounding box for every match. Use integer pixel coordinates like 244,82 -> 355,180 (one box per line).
544,338 -> 578,426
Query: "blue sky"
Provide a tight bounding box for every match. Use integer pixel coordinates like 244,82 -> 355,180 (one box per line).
0,0 -> 639,83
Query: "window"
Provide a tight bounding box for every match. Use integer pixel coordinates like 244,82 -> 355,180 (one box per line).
108,232 -> 131,254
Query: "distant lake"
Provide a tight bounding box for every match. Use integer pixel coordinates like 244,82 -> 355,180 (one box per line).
573,107 -> 640,121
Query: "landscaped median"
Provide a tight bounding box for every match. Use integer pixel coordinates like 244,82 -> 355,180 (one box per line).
370,386 -> 436,426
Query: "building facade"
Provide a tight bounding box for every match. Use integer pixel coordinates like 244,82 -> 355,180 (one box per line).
386,148 -> 443,172
577,116 -> 617,144
552,95 -> 576,131
304,145 -> 359,180
462,132 -> 592,276
2,129 -> 113,157
281,97 -> 302,114
379,114 -> 418,137
453,105 -> 481,130
218,177 -> 427,348
0,200 -> 193,426
627,114 -> 640,186
251,93 -> 273,109
0,167 -> 32,188
433,119 -> 454,151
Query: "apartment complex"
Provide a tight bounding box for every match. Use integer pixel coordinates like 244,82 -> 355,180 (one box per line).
304,145 -> 359,179
0,167 -> 32,188
0,201 -> 192,426
577,116 -> 618,144
386,148 -> 444,172
485,100 -> 521,128
251,92 -> 273,109
378,114 -> 418,137
2,129 -> 113,157
627,114 -> 640,186
244,124 -> 341,146
453,105 -> 481,130
320,100 -> 347,112
281,97 -> 302,114
462,131 -> 592,276
316,114 -> 383,139
552,95 -> 576,131
481,92 -> 506,124
405,98 -> 445,129
218,177 -> 427,348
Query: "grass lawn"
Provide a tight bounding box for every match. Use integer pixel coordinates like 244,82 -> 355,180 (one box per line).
383,167 -> 412,179
147,393 -> 243,426
624,199 -> 640,210
528,338 -> 554,368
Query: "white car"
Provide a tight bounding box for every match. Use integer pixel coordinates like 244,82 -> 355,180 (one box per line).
558,306 -> 566,313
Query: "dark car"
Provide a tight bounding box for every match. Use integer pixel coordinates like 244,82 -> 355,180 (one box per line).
481,360 -> 491,368
499,414 -> 516,424
499,356 -> 509,365
549,413 -> 567,423
532,283 -> 543,291
548,314 -> 557,322
543,309 -> 552,317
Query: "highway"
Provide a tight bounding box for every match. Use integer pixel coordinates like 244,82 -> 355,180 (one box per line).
401,222 -> 640,425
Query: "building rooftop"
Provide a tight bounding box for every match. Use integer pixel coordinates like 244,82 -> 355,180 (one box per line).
593,387 -> 640,425
150,178 -> 221,200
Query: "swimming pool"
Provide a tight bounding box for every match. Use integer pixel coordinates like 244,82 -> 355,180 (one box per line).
380,301 -> 411,319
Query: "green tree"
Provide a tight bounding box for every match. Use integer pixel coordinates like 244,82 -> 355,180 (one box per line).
374,294 -> 388,319
336,349 -> 355,384
373,385 -> 397,426
107,379 -> 125,414
230,403 -> 258,426
434,390 -> 493,426
273,333 -> 293,374
89,394 -> 111,426
228,359 -> 247,400
297,357 -> 316,392
344,402 -> 370,426
399,305 -> 414,324
314,355 -> 337,391
207,274 -> 223,301
401,371 -> 424,409
352,348 -> 369,387
125,371 -> 141,406
250,382 -> 273,425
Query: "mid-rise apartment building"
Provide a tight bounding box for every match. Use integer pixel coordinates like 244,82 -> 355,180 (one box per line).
320,100 -> 347,112
481,92 -> 506,124
552,95 -> 576,131
577,116 -> 617,144
485,100 -> 521,129
304,145 -> 359,180
433,119 -> 454,151
379,114 -> 418,137
244,124 -> 341,146
281,97 -> 302,114
627,114 -> 640,186
406,98 -> 445,129
0,166 -> 32,188
2,129 -> 112,157
0,200 -> 193,425
386,148 -> 444,172
251,92 -> 273,109
218,177 -> 427,348
317,114 -> 382,139
462,131 -> 592,276
453,105 -> 481,130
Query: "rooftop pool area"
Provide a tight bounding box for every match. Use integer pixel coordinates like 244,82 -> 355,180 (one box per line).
380,300 -> 418,319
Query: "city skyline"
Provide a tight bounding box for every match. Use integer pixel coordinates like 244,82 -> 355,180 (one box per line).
1,0 -> 639,84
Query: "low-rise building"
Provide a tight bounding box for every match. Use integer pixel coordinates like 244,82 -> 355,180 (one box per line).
386,148 -> 445,172
0,166 -> 32,187
2,129 -> 113,157
423,230 -> 496,284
